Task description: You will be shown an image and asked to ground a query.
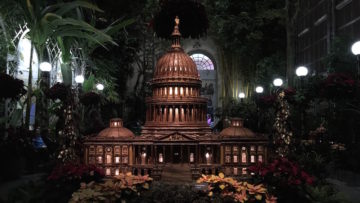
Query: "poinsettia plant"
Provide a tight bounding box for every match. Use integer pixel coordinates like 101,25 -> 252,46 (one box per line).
69,173 -> 152,202
320,73 -> 358,100
48,162 -> 104,184
249,157 -> 314,186
196,173 -> 277,203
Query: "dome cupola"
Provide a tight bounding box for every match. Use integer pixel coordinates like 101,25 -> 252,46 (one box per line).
220,118 -> 256,138
97,118 -> 134,139
152,16 -> 200,85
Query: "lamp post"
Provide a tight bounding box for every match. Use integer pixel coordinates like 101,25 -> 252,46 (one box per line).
295,66 -> 308,89
255,86 -> 264,94
75,75 -> 84,93
295,66 -> 309,139
39,62 -> 51,136
238,92 -> 245,103
273,78 -> 283,87
351,41 -> 360,79
255,86 -> 264,130
351,41 -> 360,144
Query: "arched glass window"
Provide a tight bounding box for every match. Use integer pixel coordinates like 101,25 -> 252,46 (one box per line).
190,53 -> 214,70
17,35 -> 39,87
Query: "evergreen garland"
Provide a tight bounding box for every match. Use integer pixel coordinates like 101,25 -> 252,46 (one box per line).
273,89 -> 293,157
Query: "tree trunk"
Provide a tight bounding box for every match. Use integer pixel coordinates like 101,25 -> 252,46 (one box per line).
25,42 -> 34,128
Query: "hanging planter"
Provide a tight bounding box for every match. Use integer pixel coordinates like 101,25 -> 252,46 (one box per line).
47,83 -> 71,102
153,0 -> 209,39
80,92 -> 101,106
0,73 -> 26,100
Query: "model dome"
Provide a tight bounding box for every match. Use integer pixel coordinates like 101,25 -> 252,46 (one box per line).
151,16 -> 201,86
220,118 -> 256,138
97,118 -> 134,139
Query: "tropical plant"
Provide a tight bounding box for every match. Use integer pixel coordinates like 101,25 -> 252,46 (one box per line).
15,0 -> 116,127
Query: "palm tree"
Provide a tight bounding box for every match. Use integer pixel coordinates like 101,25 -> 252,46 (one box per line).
16,0 -> 117,127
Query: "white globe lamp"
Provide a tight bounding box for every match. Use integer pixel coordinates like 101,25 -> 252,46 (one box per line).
255,86 -> 264,93
39,62 -> 52,72
96,83 -> 104,91
273,78 -> 283,87
75,75 -> 84,84
296,66 -> 308,77
351,41 -> 360,56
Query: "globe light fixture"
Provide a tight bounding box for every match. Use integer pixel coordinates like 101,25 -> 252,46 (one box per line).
75,75 -> 84,84
273,78 -> 283,87
96,83 -> 104,91
351,41 -> 360,56
39,62 -> 51,72
255,86 -> 264,93
238,92 -> 245,99
295,66 -> 309,77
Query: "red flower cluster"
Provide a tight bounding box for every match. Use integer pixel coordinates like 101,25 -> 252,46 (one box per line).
257,95 -> 276,108
47,83 -> 70,101
249,158 -> 314,186
321,73 -> 357,99
48,163 -> 104,183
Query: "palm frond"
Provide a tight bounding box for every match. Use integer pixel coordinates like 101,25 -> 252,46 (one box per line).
42,1 -> 103,16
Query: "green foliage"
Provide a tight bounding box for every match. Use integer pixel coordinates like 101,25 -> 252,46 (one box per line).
305,184 -> 350,203
82,74 -> 96,93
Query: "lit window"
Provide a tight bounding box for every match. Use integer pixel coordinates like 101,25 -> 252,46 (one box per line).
225,155 -> 231,163
115,169 -> 119,176
89,146 -> 95,155
115,156 -> 120,163
250,146 -> 255,151
106,155 -> 112,164
106,168 -> 111,176
258,155 -> 263,162
241,152 -> 247,163
233,155 -> 238,163
242,168 -> 247,175
97,146 -> 103,154
190,53 -> 214,70
159,153 -> 164,163
251,155 -> 255,163
97,156 -> 103,164
189,153 -> 194,163
234,168 -> 238,175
